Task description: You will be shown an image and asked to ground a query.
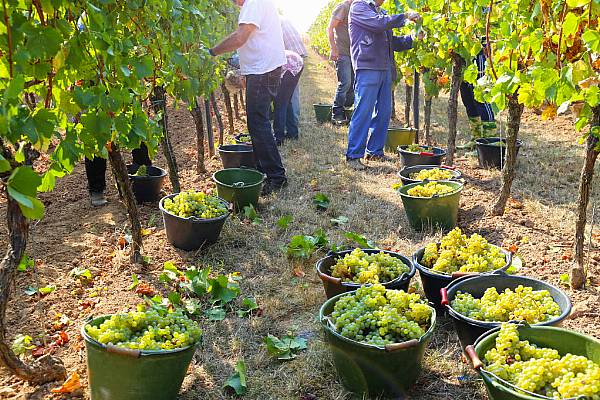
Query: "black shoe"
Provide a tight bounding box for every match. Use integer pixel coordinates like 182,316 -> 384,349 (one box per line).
261,179 -> 288,196
365,154 -> 394,162
331,114 -> 348,125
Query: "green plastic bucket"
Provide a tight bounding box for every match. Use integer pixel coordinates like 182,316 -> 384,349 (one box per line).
398,180 -> 463,231
385,127 -> 417,153
82,315 -> 198,400
314,103 -> 332,123
319,292 -> 436,397
468,325 -> 600,400
212,168 -> 265,210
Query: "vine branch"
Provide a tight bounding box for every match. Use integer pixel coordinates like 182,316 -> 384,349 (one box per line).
485,0 -> 498,80
2,0 -> 13,78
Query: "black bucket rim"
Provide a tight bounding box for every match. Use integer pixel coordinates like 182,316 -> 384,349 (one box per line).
319,290 -> 437,351
218,144 -> 254,153
127,165 -> 168,180
81,314 -> 200,356
388,127 -> 418,133
397,145 -> 447,157
398,165 -> 462,185
313,103 -> 333,107
211,168 -> 266,189
413,244 -> 512,279
443,273 -> 572,329
475,137 -> 524,148
397,180 -> 464,199
315,248 -> 417,289
158,193 -> 231,223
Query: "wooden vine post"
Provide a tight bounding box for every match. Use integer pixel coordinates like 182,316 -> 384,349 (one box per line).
446,53 -> 464,166
190,100 -> 207,173
211,92 -> 225,146
151,86 -> 181,193
204,98 -> 215,157
221,83 -> 235,135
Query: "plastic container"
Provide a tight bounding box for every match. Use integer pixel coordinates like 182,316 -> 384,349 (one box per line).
234,133 -> 252,145
82,315 -> 198,400
385,127 -> 417,153
466,325 -> 600,400
313,103 -> 332,123
412,245 -> 512,310
397,181 -> 464,231
320,292 -> 436,398
127,165 -> 167,203
159,194 -> 230,251
315,249 -> 416,299
441,273 -> 572,349
218,144 -> 256,169
397,165 -> 463,186
398,145 -> 446,167
475,137 -> 523,169
212,168 -> 265,210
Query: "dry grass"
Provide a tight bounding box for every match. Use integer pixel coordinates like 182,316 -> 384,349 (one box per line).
1,49 -> 599,400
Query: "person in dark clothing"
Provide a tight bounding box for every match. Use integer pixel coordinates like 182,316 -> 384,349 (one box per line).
273,50 -> 304,145
328,0 -> 355,124
86,144 -> 152,206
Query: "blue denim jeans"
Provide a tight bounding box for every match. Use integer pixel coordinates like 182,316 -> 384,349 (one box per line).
333,55 -> 355,118
346,69 -> 392,159
286,85 -> 300,136
460,50 -> 495,122
246,68 -> 287,184
274,69 -> 303,141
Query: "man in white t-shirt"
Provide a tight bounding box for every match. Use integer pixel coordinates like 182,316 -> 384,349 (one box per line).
210,0 -> 288,195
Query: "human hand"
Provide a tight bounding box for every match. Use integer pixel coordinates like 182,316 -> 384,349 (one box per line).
406,12 -> 421,22
330,48 -> 340,61
416,31 -> 425,41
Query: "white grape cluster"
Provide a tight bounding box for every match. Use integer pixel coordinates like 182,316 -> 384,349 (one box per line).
409,168 -> 453,181
484,324 -> 600,399
452,285 -> 561,323
407,181 -> 457,197
85,306 -> 202,350
330,284 -> 433,346
163,190 -> 228,219
331,248 -> 410,284
421,228 -> 506,274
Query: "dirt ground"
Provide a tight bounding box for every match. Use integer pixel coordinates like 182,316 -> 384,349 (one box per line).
1,49 -> 599,400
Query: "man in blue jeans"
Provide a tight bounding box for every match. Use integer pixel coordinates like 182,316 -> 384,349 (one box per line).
346,0 -> 420,170
328,0 -> 355,125
210,0 -> 288,194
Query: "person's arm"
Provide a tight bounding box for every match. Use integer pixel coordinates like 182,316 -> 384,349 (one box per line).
327,17 -> 341,61
350,2 -> 406,33
391,35 -> 413,52
210,24 -> 257,56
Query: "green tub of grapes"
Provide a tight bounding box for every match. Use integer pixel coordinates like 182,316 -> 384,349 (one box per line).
466,324 -> 600,400
319,285 -> 437,397
212,168 -> 265,210
398,180 -> 463,231
159,192 -> 231,251
82,310 -> 202,400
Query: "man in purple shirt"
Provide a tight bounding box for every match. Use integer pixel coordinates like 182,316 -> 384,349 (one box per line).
345,0 -> 420,170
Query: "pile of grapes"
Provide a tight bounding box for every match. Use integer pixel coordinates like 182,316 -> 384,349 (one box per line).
483,324 -> 600,399
452,285 -> 561,323
421,228 -> 506,274
331,248 -> 410,284
409,168 -> 453,181
330,284 -> 433,346
163,190 -> 228,219
405,144 -> 429,153
85,306 -> 202,350
407,181 -> 457,197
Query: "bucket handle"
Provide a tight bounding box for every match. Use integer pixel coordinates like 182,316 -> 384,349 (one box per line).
232,181 -> 246,188
440,288 -> 449,306
318,270 -> 341,285
419,151 -> 434,156
385,339 -> 419,352
451,271 -> 477,279
106,344 -> 142,358
464,345 -> 483,370
441,165 -> 456,170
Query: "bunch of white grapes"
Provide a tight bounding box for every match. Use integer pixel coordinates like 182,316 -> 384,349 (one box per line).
407,181 -> 457,197
409,168 -> 453,181
163,190 -> 228,219
331,248 -> 410,284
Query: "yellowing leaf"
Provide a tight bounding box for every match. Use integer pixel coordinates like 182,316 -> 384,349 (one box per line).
541,104 -> 557,120
51,372 -> 81,393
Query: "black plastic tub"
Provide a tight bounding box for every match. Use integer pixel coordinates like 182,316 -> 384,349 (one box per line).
127,165 -> 167,203
234,133 -> 252,145
441,273 -> 572,350
218,144 -> 256,169
397,165 -> 462,186
316,249 -> 416,299
159,194 -> 230,251
398,145 -> 446,168
475,137 -> 523,169
412,245 -> 512,310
